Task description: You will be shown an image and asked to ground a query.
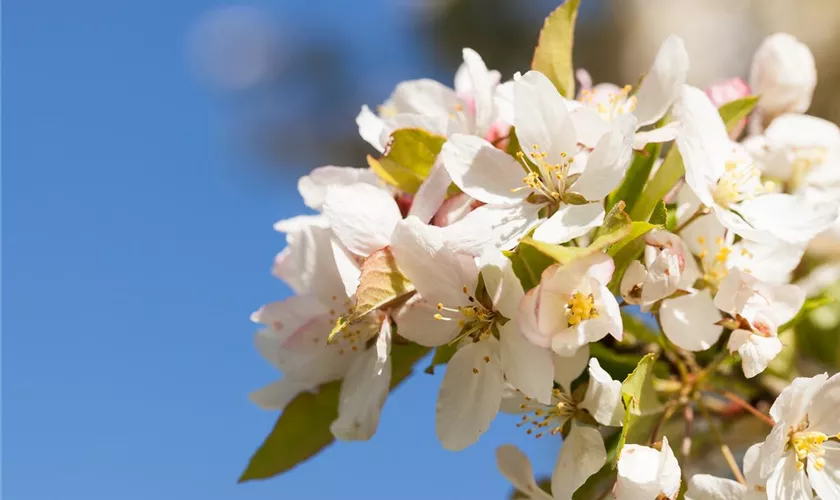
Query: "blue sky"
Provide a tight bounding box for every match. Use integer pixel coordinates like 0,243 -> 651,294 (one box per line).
4,1 -> 560,498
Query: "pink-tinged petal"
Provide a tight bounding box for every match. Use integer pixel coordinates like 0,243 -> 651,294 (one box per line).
461,48 -> 495,136
496,445 -> 553,500
660,291 -> 723,351
572,114 -> 637,201
499,322 -> 553,404
518,287 -> 549,349
532,203 -> 605,244
323,183 -> 402,257
436,338 -> 503,450
298,165 -> 379,210
272,215 -> 345,301
408,157 -> 452,223
441,133 -> 526,206
513,71 -> 576,165
551,423 -> 607,500
634,35 -> 689,127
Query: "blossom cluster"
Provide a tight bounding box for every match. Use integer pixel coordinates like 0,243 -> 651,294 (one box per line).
243,3 -> 840,499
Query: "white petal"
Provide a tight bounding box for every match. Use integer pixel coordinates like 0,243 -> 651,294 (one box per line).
660,291 -> 723,351
592,282 -> 623,341
436,338 -> 503,450
553,344 -> 590,391
551,422 -> 607,500
658,437 -> 683,499
462,48 -> 495,136
495,445 -> 553,500
442,134 -> 526,206
806,372 -> 840,436
620,260 -> 647,304
737,193 -> 839,245
379,112 -> 448,143
572,114 -> 637,200
441,203 -> 542,253
769,283 -> 805,326
390,216 -> 479,306
500,322 -> 554,404
249,379 -> 313,410
685,474 -> 747,500
673,85 -> 732,206
634,35 -> 690,127
728,330 -> 782,379
616,444 -> 668,499
390,78 -> 463,118
551,324 -> 590,356
766,454 -> 814,500
514,71 -> 576,165
330,346 -> 391,441
581,358 -> 625,427
298,165 -> 378,210
532,203 -> 605,244
272,215 -> 345,300
479,246 -> 524,318
408,157 -> 452,223
633,122 -> 680,149
251,295 -> 330,345
570,105 -> 611,148
323,183 -> 401,256
742,442 -> 764,487
356,105 -> 386,152
759,423 -> 789,479
807,447 -> 840,500
330,238 -> 362,299
768,372 -> 829,428
394,296 -> 461,347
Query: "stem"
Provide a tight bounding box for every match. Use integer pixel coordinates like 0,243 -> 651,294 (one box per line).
697,399 -> 747,485
650,401 -> 680,445
673,206 -> 709,234
712,389 -> 775,427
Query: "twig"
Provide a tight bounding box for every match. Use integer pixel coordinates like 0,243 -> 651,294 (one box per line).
711,389 -> 775,427
697,399 -> 746,485
682,405 -> 694,462
673,206 -> 709,233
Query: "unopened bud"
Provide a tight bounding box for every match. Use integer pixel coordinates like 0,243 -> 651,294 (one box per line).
749,33 -> 816,121
705,78 -> 751,138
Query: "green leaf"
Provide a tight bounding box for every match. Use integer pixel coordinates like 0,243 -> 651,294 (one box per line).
330,247 -> 415,340
239,343 -> 430,482
718,96 -> 759,134
531,0 -> 580,98
629,148 -> 685,223
649,200 -> 668,226
504,242 -> 555,292
607,142 -> 662,213
369,128 -> 446,194
616,354 -> 662,455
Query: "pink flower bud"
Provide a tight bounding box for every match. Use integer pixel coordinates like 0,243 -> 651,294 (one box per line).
705,78 -> 751,137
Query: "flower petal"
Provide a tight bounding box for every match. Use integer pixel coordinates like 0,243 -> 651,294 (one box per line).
580,358 -> 624,427
807,446 -> 840,500
298,165 -> 379,210
356,105 -> 386,152
553,344 -> 590,391
249,379 -> 313,411
461,48 -> 495,136
633,122 -> 680,149
571,114 -> 637,201
518,287 -> 549,349
660,290 -> 723,351
496,445 -> 553,500
737,193 -> 839,246
728,330 -> 782,379
479,246 -> 524,318
570,104 -> 612,148
514,71 -> 576,165
436,338 -> 503,450
685,474 -> 747,500
532,203 -> 605,244
441,203 -> 542,253
766,453 -> 814,500
323,183 -> 402,256
441,134 -> 526,206
634,35 -> 690,127
330,346 -> 391,441
394,296 -> 461,347
803,372 -> 840,436
551,422 -> 607,500
500,322 -> 554,405
408,157 -> 452,223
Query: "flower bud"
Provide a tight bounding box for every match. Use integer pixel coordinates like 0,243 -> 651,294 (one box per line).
705,78 -> 751,137
749,33 -> 816,120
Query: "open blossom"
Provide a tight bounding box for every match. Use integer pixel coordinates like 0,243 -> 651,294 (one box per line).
497,354 -> 623,499
519,252 -> 622,356
673,84 -> 838,245
758,372 -> 840,499
714,268 -> 805,378
749,33 -> 817,123
390,216 -> 554,449
572,35 -> 689,149
615,437 -> 682,500
685,443 -> 766,500
441,70 -> 635,249
620,229 -> 691,309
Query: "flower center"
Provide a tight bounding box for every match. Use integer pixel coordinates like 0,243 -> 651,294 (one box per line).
712,160 -> 772,208
790,430 -> 828,471
579,84 -> 637,121
790,146 -> 828,190
513,145 -> 574,203
434,286 -> 497,341
567,291 -> 598,326
515,388 -> 576,439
